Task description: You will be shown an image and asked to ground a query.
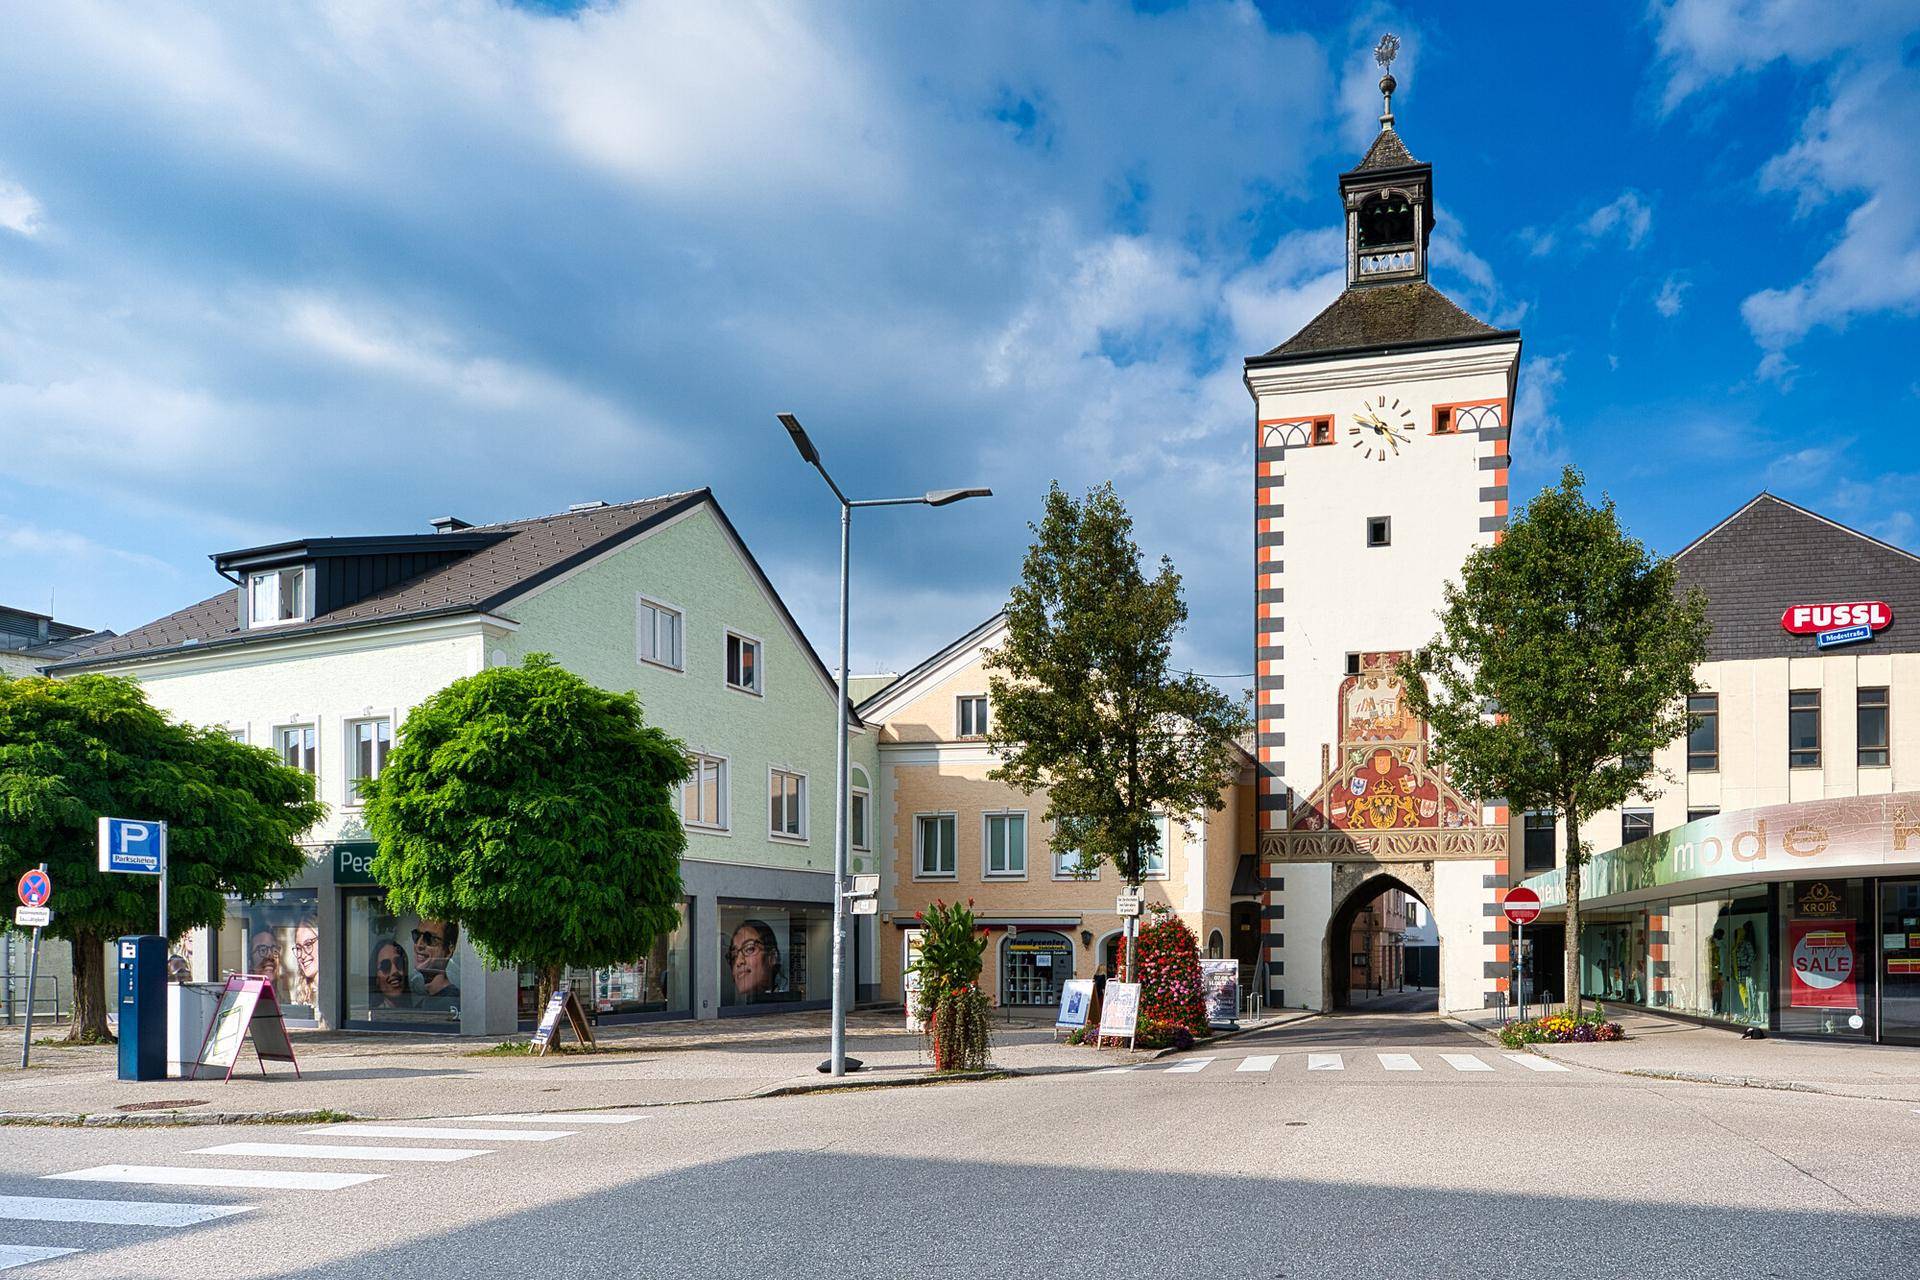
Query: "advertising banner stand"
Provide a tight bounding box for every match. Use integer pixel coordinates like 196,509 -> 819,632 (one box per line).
1096,981 -> 1141,1050
1199,959 -> 1241,1030
189,974 -> 301,1082
530,986 -> 595,1055
1054,978 -> 1094,1038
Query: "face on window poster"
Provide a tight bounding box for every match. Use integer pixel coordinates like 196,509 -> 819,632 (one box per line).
224,891 -> 319,1019
725,914 -> 791,1005
347,898 -> 462,1025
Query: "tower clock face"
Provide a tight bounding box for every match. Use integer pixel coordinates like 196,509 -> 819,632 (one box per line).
1348,395 -> 1416,461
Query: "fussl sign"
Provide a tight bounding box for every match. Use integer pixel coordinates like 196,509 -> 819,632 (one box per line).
1780,602 -> 1892,635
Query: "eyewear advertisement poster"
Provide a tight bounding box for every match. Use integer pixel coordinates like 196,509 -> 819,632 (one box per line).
1200,959 -> 1241,1028
192,974 -> 301,1081
1789,920 -> 1857,1009
220,890 -> 319,1020
1055,978 -> 1094,1031
1097,981 -> 1141,1047
722,903 -> 830,1008
346,896 -> 463,1028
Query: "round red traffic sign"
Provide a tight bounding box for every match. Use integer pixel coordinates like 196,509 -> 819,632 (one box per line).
17,869 -> 52,909
1503,886 -> 1541,926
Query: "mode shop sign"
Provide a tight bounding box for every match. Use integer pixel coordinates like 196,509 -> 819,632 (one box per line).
1780,601 -> 1892,650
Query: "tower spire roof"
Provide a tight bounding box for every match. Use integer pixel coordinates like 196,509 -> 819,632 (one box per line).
1349,33 -> 1419,173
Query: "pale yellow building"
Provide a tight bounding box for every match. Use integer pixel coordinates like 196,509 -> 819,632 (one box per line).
856,615 -> 1259,1010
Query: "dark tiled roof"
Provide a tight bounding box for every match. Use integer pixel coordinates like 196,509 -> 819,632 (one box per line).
59,491 -> 704,667
1253,281 -> 1509,362
1349,128 -> 1418,173
1675,494 -> 1920,662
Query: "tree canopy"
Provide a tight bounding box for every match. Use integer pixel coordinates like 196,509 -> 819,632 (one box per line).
360,653 -> 690,1003
0,672 -> 323,1039
986,482 -> 1249,892
1401,466 -> 1709,1014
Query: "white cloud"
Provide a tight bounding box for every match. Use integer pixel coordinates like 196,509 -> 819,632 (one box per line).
1653,0 -> 1920,368
1511,353 -> 1569,483
1654,273 -> 1690,317
0,519 -> 173,574
1582,191 -> 1653,250
0,177 -> 42,237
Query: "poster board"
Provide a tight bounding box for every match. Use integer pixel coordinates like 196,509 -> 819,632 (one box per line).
530,986 -> 596,1054
1788,921 -> 1857,1009
903,929 -> 926,1031
190,974 -> 301,1081
1054,979 -> 1094,1034
1200,959 -> 1241,1029
1096,981 -> 1140,1049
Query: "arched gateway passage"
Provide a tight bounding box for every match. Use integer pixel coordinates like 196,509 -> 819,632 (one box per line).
1322,870 -> 1442,1013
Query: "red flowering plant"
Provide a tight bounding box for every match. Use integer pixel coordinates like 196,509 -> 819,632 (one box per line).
1134,906 -> 1208,1041
909,899 -> 992,1071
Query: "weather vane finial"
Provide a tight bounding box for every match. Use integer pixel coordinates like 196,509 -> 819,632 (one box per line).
1374,32 -> 1401,129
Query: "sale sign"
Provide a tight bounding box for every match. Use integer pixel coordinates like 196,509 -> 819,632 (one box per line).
1789,920 -> 1857,1009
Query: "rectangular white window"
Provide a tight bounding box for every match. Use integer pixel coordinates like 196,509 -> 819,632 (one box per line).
249,567 -> 308,626
638,597 -> 683,670
985,813 -> 1027,878
727,633 -> 762,694
681,754 -> 728,830
957,696 -> 989,737
1054,844 -> 1096,880
1144,814 -> 1170,878
850,786 -> 870,851
916,814 -> 956,878
769,768 -> 805,839
276,725 -> 316,775
346,719 -> 391,799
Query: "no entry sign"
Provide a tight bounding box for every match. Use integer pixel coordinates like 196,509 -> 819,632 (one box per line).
1503,886 -> 1541,926
16,869 -> 51,909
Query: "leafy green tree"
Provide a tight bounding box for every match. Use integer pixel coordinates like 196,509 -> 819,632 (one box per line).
986,482 -> 1250,979
360,654 -> 690,1012
1401,467 -> 1709,1015
0,674 -> 323,1041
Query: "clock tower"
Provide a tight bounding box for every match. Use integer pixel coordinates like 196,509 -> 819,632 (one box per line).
1243,40 -> 1520,1015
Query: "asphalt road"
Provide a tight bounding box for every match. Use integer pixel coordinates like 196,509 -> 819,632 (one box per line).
1,1009 -> 1915,1279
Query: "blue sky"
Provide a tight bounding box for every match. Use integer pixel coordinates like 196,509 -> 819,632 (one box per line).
1,1 -> 1916,681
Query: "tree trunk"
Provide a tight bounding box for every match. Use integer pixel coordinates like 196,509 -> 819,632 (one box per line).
1561,806 -> 1584,1018
535,964 -> 566,1018
66,929 -> 113,1044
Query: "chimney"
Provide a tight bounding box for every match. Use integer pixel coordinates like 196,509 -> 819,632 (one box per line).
430,516 -> 473,534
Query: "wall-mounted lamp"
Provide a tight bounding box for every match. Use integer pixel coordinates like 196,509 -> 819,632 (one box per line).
1080,929 -> 1094,948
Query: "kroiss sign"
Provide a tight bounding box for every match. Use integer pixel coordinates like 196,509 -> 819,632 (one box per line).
1780,601 -> 1892,635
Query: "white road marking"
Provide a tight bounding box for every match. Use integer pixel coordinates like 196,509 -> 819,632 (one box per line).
193,1143 -> 491,1163
1093,1064 -> 1143,1075
445,1113 -> 639,1125
47,1166 -> 383,1191
1505,1054 -> 1571,1073
1306,1053 -> 1344,1071
1378,1053 -> 1421,1071
1441,1053 -> 1494,1072
0,1195 -> 249,1227
1164,1057 -> 1215,1074
1236,1055 -> 1279,1073
0,1245 -> 79,1271
301,1124 -> 573,1142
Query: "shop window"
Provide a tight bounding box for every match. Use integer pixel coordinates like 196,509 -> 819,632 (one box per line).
345,898 -> 463,1030
1779,880 -> 1865,1039
681,753 -> 728,831
985,812 -> 1027,878
956,695 -> 989,738
916,814 -> 956,878
1687,694 -> 1718,772
1522,811 -> 1556,873
1001,931 -> 1073,1006
1858,687 -> 1890,768
219,890 -> 320,1023
1789,690 -> 1821,768
1621,809 -> 1654,847
721,902 -> 830,1008
769,768 -> 806,840
520,904 -> 691,1022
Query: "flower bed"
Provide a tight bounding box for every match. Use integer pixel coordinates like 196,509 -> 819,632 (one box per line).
1499,1008 -> 1625,1048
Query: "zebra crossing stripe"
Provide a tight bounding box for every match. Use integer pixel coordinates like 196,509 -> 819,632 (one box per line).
1440,1053 -> 1493,1073
1092,1064 -> 1143,1075
1164,1057 -> 1215,1074
1378,1053 -> 1421,1071
46,1166 -> 384,1191
0,1195 -> 249,1227
1504,1054 -> 1571,1073
194,1143 -> 493,1163
302,1124 -> 573,1142
1306,1053 -> 1343,1071
1236,1055 -> 1279,1073
0,1245 -> 79,1271
445,1113 -> 639,1125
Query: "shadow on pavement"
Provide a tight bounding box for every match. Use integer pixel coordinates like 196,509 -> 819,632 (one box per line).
259,1150 -> 1914,1280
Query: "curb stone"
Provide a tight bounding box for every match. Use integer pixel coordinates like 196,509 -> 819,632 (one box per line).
0,1109 -> 367,1129
751,1067 -> 1022,1099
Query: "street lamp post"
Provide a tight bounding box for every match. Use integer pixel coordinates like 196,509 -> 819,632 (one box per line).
779,413 -> 990,1079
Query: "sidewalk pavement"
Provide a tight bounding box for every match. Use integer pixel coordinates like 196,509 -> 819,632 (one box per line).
1453,1007 -> 1920,1102
0,1005 -> 1309,1125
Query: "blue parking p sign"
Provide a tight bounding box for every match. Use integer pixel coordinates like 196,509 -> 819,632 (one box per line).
97,817 -> 167,875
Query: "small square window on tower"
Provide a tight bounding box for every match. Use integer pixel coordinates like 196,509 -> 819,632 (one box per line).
1345,653 -> 1361,676
1311,417 -> 1334,446
1433,406 -> 1455,434
1366,516 -> 1391,547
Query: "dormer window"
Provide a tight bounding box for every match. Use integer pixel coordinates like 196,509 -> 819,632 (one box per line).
249,567 -> 308,627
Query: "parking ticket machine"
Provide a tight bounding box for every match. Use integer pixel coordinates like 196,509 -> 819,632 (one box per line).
116,935 -> 167,1081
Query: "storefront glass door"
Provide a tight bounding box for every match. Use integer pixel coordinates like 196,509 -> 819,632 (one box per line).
1879,879 -> 1920,1044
